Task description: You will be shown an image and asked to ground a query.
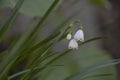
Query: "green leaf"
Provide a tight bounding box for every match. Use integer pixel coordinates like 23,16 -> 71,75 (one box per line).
0,0 -> 24,42
79,36 -> 106,46
0,0 -> 60,79
19,0 -> 55,16
8,65 -> 63,80
0,0 -> 56,17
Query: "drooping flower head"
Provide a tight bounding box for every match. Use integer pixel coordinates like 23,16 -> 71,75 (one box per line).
66,33 -> 72,40
74,27 -> 84,42
68,39 -> 78,49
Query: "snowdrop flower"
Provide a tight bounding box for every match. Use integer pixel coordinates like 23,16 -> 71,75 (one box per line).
68,39 -> 78,49
74,29 -> 84,42
66,33 -> 72,40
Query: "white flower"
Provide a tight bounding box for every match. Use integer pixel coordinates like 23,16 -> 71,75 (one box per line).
68,39 -> 78,49
74,29 -> 84,42
66,33 -> 72,40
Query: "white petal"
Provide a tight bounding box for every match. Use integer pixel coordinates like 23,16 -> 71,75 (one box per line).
74,29 -> 84,42
66,33 -> 72,40
68,39 -> 78,49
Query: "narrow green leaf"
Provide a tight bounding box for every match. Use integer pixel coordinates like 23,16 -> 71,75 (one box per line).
79,36 -> 106,46
0,0 -> 24,42
19,0 -> 55,16
0,0 -> 57,17
8,65 -> 63,80
30,31 -> 60,51
0,0 -> 60,78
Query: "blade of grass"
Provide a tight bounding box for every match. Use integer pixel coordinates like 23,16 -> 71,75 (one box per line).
30,31 -> 60,52
19,26 -> 71,79
0,0 -> 24,42
0,0 -> 60,78
20,35 -> 63,80
8,65 -> 64,80
26,43 -> 54,68
8,27 -> 61,80
79,36 -> 106,45
10,31 -> 60,72
27,0 -> 60,39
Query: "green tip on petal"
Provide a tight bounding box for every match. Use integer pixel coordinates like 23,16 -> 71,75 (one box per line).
79,26 -> 83,30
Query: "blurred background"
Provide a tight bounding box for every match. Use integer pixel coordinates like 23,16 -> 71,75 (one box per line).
0,0 -> 120,80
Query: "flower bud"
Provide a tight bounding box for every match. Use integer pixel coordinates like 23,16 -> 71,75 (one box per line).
66,33 -> 72,40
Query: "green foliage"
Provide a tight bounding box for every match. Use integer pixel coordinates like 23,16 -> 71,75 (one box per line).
17,0 -> 55,16
0,0 -> 118,80
0,0 -> 24,42
0,0 -> 56,16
